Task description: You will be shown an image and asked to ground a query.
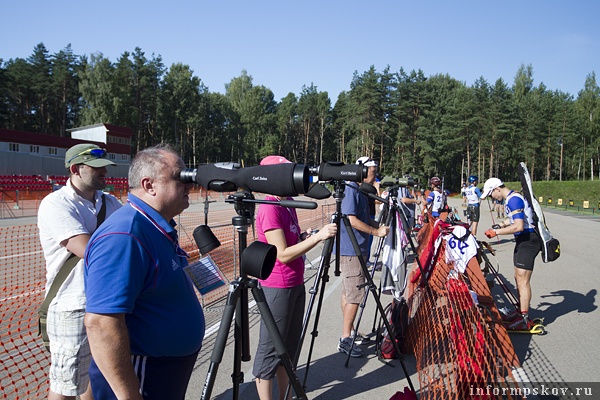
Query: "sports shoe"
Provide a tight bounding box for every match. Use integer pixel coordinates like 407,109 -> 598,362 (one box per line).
499,307 -> 521,322
508,315 -> 532,331
338,337 -> 364,357
352,332 -> 371,345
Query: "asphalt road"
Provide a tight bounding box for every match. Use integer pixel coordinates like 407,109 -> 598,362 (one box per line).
184,197 -> 600,399
2,194 -> 598,399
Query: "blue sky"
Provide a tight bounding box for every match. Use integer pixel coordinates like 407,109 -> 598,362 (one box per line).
1,1 -> 598,102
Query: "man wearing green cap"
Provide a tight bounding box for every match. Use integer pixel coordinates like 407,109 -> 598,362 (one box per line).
38,143 -> 122,400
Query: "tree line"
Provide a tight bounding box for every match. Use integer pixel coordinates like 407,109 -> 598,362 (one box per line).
1,43 -> 599,190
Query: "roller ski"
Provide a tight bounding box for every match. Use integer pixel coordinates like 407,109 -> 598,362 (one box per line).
505,314 -> 546,335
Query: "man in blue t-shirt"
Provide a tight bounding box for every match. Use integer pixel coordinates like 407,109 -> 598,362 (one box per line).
84,144 -> 205,399
336,157 -> 389,358
481,178 -> 541,331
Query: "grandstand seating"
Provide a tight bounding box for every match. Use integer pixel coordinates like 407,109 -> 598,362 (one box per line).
0,174 -> 128,193
0,175 -> 129,198
0,175 -> 52,192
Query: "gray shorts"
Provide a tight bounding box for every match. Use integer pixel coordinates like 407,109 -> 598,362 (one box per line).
253,284 -> 305,380
340,256 -> 366,304
47,307 -> 91,396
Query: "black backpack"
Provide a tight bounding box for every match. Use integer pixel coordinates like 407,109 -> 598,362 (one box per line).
376,297 -> 409,360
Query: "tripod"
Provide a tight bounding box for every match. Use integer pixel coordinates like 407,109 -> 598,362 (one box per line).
292,180 -> 415,393
349,185 -> 429,367
201,191 -> 307,400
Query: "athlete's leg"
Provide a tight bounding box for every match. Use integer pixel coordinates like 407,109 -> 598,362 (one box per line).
514,268 -> 533,313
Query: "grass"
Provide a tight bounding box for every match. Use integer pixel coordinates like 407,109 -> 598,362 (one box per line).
503,180 -> 600,210
452,180 -> 600,216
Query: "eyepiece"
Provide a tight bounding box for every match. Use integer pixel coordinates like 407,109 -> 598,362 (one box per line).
180,168 -> 197,184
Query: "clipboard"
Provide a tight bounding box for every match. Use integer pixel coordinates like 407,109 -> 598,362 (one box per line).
183,254 -> 228,296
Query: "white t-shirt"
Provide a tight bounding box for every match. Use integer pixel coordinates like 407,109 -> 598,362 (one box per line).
37,179 -> 122,311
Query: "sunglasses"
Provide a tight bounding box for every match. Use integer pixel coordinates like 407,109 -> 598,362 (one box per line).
67,148 -> 107,164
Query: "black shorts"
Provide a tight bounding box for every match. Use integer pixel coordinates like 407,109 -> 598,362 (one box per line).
513,231 -> 542,271
466,204 -> 480,222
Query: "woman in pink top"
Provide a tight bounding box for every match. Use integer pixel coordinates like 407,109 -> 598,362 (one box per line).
253,155 -> 337,400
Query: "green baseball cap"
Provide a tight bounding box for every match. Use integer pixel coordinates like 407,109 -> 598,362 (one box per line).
65,144 -> 116,169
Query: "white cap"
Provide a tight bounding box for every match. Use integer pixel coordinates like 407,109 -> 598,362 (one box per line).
356,156 -> 378,167
480,178 -> 504,199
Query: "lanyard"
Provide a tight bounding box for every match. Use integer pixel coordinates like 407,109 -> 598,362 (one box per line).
127,200 -> 189,258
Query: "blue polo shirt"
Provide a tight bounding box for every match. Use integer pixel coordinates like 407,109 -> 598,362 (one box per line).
85,194 -> 205,357
337,182 -> 370,256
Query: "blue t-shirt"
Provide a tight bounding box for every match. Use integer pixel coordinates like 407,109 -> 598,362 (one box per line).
337,182 -> 370,256
505,191 -> 535,235
85,194 -> 205,357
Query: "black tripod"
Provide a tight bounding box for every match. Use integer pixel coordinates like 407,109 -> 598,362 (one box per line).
348,185 -> 429,367
201,191 -> 308,400
292,180 -> 415,393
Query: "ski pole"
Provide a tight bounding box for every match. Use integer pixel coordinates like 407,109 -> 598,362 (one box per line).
487,198 -> 501,244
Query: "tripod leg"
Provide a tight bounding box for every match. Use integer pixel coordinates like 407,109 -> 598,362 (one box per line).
294,236 -> 334,367
251,283 -> 307,400
201,282 -> 241,400
299,238 -> 334,388
340,215 -> 416,392
345,232 -> 386,367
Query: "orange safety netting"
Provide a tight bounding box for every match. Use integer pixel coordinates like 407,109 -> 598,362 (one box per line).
403,213 -> 523,399
0,200 -> 329,399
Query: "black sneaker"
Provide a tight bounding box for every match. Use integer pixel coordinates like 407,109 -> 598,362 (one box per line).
338,337 -> 363,357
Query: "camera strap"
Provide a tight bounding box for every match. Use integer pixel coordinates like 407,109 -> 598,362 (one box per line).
39,193 -> 108,349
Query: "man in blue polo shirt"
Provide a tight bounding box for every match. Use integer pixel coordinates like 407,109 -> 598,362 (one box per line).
84,144 -> 205,399
337,157 -> 389,357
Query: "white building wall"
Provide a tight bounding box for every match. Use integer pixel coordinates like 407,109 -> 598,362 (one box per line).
70,125 -> 107,143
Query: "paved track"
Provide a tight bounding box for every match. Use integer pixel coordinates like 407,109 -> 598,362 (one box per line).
3,194 -> 598,398
184,197 -> 600,399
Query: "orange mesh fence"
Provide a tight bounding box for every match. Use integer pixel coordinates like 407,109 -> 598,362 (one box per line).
0,199 -> 329,399
403,215 -> 524,399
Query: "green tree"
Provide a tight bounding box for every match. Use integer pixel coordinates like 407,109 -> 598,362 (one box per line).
512,64 -> 539,177
79,53 -> 118,125
392,69 -> 429,179
275,93 -> 300,160
225,71 -> 276,164
50,44 -> 83,135
129,48 -> 165,152
298,83 -> 321,164
2,57 -> 34,131
158,63 -> 204,164
27,43 -> 53,133
575,72 -> 600,180
346,66 -> 384,163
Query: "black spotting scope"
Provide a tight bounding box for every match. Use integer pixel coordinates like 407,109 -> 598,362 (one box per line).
180,162 -> 310,198
309,161 -> 367,183
379,175 -> 415,188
